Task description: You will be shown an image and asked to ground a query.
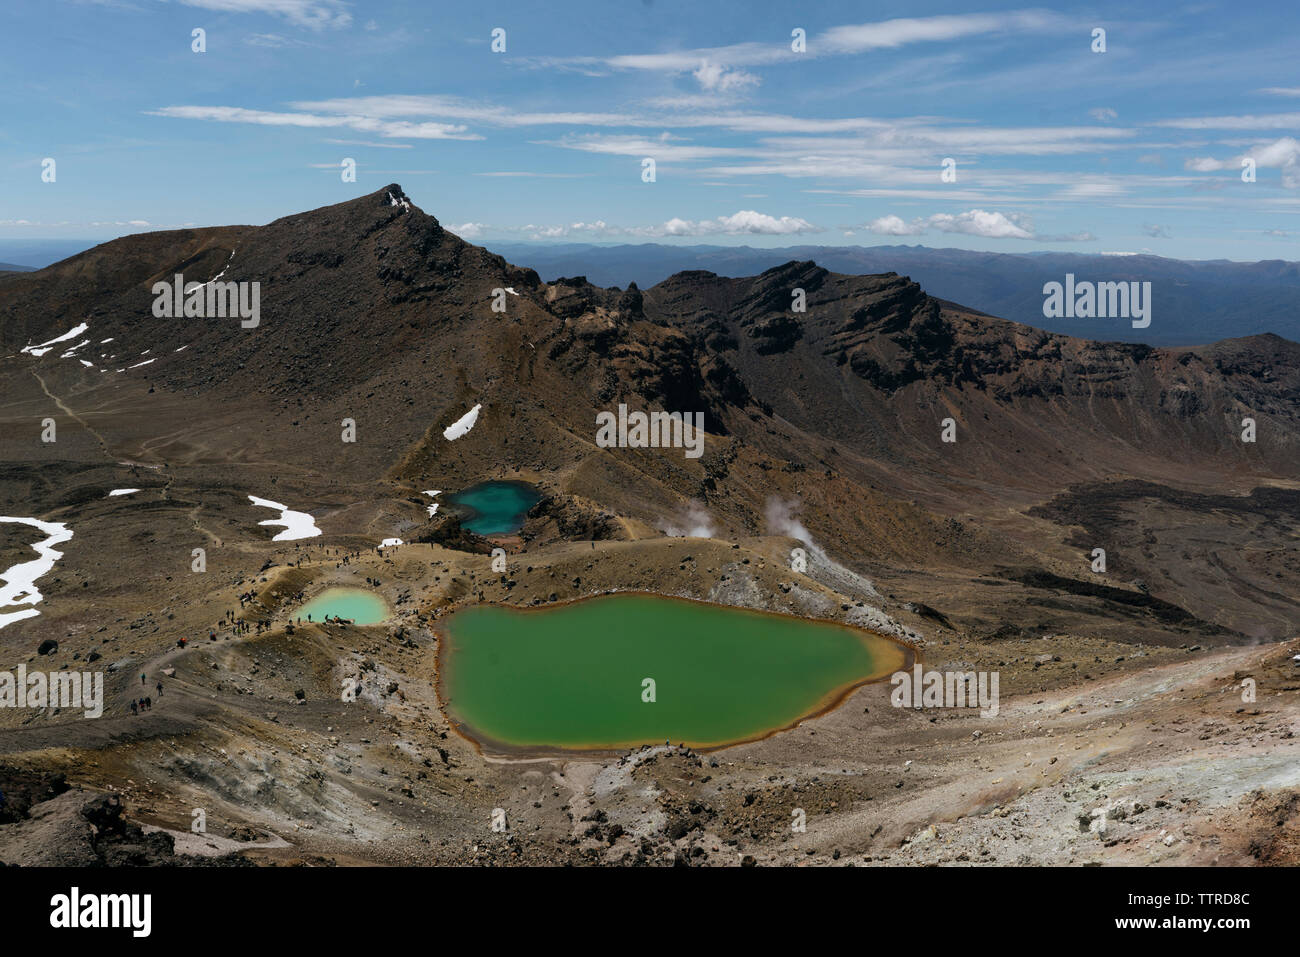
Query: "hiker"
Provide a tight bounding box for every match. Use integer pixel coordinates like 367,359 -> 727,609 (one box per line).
145,696 -> 152,710
131,701 -> 138,715
156,681 -> 163,696
141,673 -> 146,685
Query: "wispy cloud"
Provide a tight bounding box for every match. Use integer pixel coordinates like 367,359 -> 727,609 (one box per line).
174,0 -> 351,30
472,211 -> 821,240
1157,112 -> 1300,129
534,10 -> 1072,74
323,138 -> 413,149
243,33 -> 311,48
147,105 -> 480,140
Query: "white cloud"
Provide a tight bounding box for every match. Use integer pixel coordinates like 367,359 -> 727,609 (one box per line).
925,208 -> 1034,239
693,61 -> 759,93
1186,136 -> 1300,187
860,209 -> 1092,242
679,210 -> 818,235
546,10 -> 1070,74
147,105 -> 480,140
1158,112 -> 1300,129
175,0 -> 351,30
448,222 -> 488,239
1089,107 -> 1118,122
547,133 -> 736,162
866,214 -> 925,236
323,138 -> 412,149
473,171 -> 589,178
155,94 -> 1135,171
243,33 -> 308,48
818,11 -> 1067,54
508,211 -> 819,240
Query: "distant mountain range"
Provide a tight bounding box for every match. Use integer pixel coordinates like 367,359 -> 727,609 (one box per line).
484,242 -> 1300,347
7,236 -> 1296,346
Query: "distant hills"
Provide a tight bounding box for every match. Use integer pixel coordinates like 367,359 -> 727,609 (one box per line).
0,240 -> 96,271
484,242 -> 1300,347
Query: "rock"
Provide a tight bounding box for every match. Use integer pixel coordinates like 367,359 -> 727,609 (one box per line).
37,639 -> 58,656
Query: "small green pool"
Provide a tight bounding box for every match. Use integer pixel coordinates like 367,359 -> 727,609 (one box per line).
299,587 -> 390,625
439,593 -> 908,751
445,481 -> 541,535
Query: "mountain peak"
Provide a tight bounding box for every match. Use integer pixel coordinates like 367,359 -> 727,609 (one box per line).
383,183 -> 414,212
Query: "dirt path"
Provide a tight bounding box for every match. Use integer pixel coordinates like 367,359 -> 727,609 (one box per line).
30,369 -> 113,459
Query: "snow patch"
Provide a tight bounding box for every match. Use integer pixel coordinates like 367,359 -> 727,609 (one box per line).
443,404 -> 482,441
423,489 -> 441,517
248,495 -> 322,541
0,517 -> 73,629
107,489 -> 140,497
21,322 -> 90,357
379,538 -> 403,547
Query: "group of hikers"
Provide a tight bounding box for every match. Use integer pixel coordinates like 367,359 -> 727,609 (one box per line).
128,675 -> 163,715
209,612 -> 273,640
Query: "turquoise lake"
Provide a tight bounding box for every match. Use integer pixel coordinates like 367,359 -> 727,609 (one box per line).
298,587 -> 390,625
445,481 -> 541,535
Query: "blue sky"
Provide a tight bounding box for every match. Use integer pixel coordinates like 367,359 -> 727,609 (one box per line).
3,0 -> 1300,259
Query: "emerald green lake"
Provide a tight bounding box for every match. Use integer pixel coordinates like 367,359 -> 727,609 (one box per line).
440,594 -> 907,751
445,481 -> 541,535
299,587 -> 390,625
